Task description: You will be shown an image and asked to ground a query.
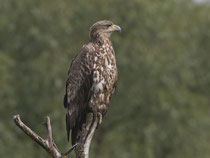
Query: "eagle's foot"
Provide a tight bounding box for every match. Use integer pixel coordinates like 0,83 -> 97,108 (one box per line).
81,153 -> 85,158
97,112 -> 103,125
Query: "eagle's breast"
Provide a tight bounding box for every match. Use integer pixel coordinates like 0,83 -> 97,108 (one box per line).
89,40 -> 117,114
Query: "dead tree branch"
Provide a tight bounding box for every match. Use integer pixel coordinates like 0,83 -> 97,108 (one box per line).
13,114 -> 76,158
13,113 -> 98,158
74,113 -> 98,158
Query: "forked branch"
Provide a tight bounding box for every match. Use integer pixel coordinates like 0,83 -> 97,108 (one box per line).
13,115 -> 76,158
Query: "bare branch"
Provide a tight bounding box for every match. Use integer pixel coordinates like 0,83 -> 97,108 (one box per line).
46,117 -> 53,146
64,143 -> 77,156
13,115 -> 50,152
13,113 -> 97,158
13,114 -> 73,158
74,112 -> 98,158
84,115 -> 98,158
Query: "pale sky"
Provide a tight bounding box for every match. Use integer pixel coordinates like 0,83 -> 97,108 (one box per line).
194,0 -> 209,3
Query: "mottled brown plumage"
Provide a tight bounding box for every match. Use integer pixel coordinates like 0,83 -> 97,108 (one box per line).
64,20 -> 121,145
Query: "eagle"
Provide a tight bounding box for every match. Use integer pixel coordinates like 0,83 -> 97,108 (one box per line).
64,20 -> 121,145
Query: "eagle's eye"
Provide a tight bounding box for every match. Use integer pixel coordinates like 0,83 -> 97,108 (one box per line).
106,24 -> 112,27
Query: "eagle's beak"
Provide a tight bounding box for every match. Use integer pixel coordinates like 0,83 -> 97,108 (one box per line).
110,24 -> 121,32
113,25 -> 121,32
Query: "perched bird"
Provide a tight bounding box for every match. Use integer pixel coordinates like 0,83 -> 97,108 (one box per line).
64,20 -> 121,145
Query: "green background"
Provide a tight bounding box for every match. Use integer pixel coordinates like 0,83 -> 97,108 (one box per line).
1,0 -> 210,157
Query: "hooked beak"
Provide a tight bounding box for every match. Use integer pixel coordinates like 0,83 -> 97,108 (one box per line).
113,25 -> 121,32
110,24 -> 121,32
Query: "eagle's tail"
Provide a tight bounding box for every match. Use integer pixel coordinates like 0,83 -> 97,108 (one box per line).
70,111 -> 86,146
66,109 -> 77,142
64,93 -> 71,141
71,127 -> 77,146
66,113 -> 70,141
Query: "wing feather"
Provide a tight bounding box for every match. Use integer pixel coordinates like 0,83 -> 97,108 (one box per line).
64,43 -> 94,142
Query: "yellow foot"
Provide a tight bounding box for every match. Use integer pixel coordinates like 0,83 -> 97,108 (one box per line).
97,112 -> 103,125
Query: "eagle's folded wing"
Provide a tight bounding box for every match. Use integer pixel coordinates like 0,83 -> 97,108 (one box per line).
64,44 -> 95,141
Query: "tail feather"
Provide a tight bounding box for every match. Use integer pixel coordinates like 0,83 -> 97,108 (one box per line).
66,113 -> 70,141
66,110 -> 77,142
71,127 -> 77,146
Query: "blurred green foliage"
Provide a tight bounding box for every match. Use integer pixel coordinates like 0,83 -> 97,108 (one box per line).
0,0 -> 210,157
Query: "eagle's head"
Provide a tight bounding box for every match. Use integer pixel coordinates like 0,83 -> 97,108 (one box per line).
90,20 -> 121,43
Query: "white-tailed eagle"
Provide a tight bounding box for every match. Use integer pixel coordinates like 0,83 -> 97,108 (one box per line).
64,20 -> 121,145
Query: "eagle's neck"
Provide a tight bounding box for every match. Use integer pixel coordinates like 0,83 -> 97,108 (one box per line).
90,33 -> 112,46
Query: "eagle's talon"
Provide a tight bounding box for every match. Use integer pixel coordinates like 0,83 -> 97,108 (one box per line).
97,112 -> 103,125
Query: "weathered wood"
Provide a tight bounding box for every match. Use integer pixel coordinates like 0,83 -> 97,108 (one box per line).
13,115 -> 75,158
83,113 -> 98,158
13,114 -> 97,158
74,113 -> 98,158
